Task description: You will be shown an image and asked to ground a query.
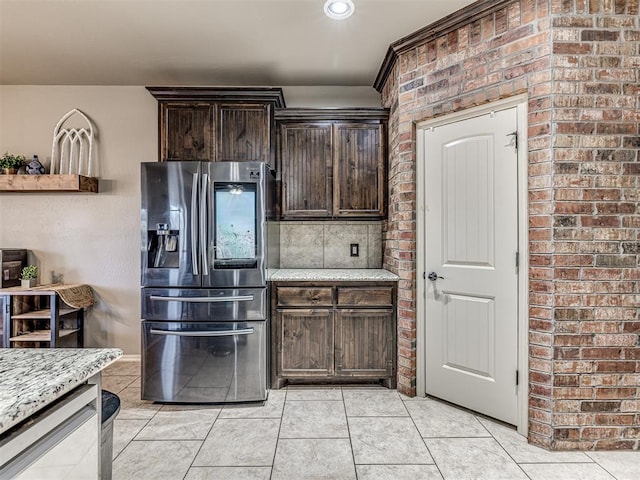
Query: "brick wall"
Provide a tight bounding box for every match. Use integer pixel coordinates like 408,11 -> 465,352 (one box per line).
381,0 -> 639,449
548,0 -> 639,450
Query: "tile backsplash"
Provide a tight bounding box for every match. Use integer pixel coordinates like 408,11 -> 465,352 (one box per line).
279,221 -> 382,268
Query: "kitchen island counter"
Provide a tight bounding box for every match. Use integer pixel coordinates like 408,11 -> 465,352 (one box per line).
0,348 -> 122,435
269,268 -> 399,282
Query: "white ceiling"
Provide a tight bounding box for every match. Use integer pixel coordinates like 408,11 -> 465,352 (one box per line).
0,0 -> 476,87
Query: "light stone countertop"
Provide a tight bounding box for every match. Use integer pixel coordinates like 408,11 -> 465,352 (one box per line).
269,268 -> 399,282
0,348 -> 122,435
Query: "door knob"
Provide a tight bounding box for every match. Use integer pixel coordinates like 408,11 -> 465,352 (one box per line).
427,272 -> 444,281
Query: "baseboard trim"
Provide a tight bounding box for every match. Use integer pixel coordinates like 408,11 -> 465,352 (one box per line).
118,354 -> 141,362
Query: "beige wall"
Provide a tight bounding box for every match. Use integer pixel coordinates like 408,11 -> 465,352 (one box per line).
0,86 -> 157,353
283,87 -> 381,107
0,85 -> 382,354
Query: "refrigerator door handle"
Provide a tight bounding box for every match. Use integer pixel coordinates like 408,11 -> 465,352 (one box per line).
200,173 -> 209,276
150,328 -> 254,337
149,295 -> 255,303
190,173 -> 199,276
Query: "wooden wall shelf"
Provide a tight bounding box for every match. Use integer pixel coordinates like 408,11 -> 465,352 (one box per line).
0,174 -> 98,193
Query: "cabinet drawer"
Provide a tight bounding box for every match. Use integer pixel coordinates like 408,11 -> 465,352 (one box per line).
277,287 -> 333,306
337,287 -> 393,307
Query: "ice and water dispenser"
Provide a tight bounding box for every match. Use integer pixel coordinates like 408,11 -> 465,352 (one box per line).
147,223 -> 179,268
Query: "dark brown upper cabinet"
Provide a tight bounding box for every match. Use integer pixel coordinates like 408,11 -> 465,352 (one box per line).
147,87 -> 286,167
333,123 -> 385,217
280,123 -> 333,217
275,108 -> 388,219
217,104 -> 270,162
162,103 -> 214,161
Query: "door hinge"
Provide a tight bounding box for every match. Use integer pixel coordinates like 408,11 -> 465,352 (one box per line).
423,272 -> 426,280
507,131 -> 518,151
516,370 -> 519,386
515,251 -> 520,269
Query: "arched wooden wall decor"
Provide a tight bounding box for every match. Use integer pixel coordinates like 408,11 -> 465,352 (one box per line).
51,108 -> 97,176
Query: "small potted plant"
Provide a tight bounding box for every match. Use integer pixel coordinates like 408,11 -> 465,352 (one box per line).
20,265 -> 38,288
0,152 -> 27,174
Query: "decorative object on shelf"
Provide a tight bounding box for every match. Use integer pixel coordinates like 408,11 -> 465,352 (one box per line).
26,155 -> 45,174
51,270 -> 64,284
20,265 -> 38,288
0,152 -> 27,174
50,108 -> 98,177
0,249 -> 27,288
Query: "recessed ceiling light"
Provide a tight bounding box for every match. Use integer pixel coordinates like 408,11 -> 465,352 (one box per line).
324,0 -> 355,20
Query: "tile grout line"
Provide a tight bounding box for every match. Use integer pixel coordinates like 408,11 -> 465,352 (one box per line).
342,387 -> 360,480
112,373 -> 157,465
181,404 -> 223,479
269,387 -> 287,480
112,417 -> 152,463
475,417 -> 624,478
321,224 -> 326,268
109,363 -> 202,478
583,451 -> 622,480
402,397 -> 445,479
473,413 -> 533,480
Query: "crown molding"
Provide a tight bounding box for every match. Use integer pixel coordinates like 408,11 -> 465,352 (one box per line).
373,0 -> 515,92
275,107 -> 389,122
146,86 -> 286,107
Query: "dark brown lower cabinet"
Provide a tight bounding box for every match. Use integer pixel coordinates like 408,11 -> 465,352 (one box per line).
271,282 -> 396,389
335,309 -> 394,381
278,309 -> 334,377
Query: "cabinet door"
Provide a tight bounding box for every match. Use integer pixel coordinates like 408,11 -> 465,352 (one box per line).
161,103 -> 214,161
217,104 -> 270,162
280,123 -> 333,217
333,123 -> 385,217
276,308 -> 334,376
335,308 -> 394,378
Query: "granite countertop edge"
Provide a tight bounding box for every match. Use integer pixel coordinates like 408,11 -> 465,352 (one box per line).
268,268 -> 399,282
0,348 -> 123,435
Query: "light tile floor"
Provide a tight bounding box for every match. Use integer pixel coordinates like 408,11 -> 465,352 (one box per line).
104,360 -> 640,480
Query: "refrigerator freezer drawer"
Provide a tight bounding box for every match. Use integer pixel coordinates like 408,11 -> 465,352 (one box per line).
141,321 -> 267,403
141,287 -> 267,321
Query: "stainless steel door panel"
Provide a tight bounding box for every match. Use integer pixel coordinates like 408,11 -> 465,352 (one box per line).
141,321 -> 267,403
141,288 -> 267,321
141,162 -> 201,287
203,162 -> 268,288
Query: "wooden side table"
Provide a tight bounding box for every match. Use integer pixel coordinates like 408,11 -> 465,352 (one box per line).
1,284 -> 93,348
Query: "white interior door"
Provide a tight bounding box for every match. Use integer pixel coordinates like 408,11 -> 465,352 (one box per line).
421,107 -> 519,425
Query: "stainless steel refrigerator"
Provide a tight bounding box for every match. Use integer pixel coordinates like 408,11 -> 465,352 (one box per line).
140,161 -> 278,403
